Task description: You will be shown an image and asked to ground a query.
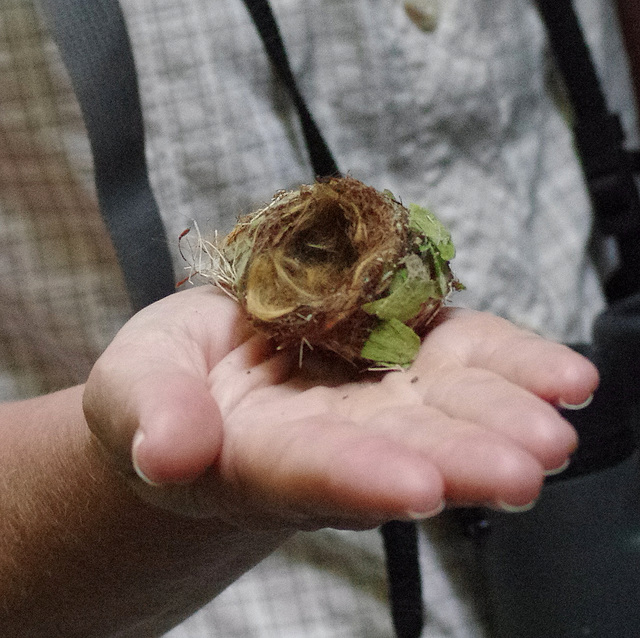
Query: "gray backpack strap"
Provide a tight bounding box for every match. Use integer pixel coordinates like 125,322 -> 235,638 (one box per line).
37,0 -> 175,311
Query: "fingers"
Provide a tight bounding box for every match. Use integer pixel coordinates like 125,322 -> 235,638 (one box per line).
322,309 -> 594,510
357,404 -> 546,508
405,307 -> 598,474
336,360 -> 577,474
221,372 -> 551,526
215,413 -> 446,528
421,308 -> 600,406
411,364 -> 578,471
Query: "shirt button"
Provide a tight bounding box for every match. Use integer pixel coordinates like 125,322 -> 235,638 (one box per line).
404,0 -> 440,32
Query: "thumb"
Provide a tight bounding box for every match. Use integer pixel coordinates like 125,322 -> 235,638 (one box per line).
85,367 -> 223,485
131,371 -> 223,485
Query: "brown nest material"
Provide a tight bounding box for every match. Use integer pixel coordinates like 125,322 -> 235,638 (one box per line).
183,176 -> 462,368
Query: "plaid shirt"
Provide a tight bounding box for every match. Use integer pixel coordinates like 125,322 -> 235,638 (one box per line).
1,0 -> 635,635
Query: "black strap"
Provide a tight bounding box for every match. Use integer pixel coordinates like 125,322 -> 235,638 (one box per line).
536,0 -> 640,301
241,0 -> 340,178
37,0 -> 175,311
242,2 -> 423,637
381,521 -> 425,638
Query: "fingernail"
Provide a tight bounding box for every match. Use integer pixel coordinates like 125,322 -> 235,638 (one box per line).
493,499 -> 537,514
544,458 -> 570,476
405,499 -> 446,520
558,394 -> 593,411
131,431 -> 160,486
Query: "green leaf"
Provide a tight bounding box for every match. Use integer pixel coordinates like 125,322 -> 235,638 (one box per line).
408,203 -> 456,261
362,277 -> 437,322
360,319 -> 421,366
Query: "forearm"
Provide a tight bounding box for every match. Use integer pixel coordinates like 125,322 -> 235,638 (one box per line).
616,0 -> 640,114
0,386 -> 290,638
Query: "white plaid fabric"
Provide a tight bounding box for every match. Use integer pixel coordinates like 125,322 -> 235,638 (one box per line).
1,0 -> 637,635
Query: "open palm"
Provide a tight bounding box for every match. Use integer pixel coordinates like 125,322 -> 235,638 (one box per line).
84,286 -> 598,530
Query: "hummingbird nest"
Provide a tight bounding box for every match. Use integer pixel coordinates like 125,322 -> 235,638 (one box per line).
182,176 -> 462,368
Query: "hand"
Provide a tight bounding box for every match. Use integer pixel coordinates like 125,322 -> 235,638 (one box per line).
83,286 -> 598,530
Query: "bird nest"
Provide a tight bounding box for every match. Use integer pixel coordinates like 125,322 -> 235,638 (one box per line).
181,176 -> 462,368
